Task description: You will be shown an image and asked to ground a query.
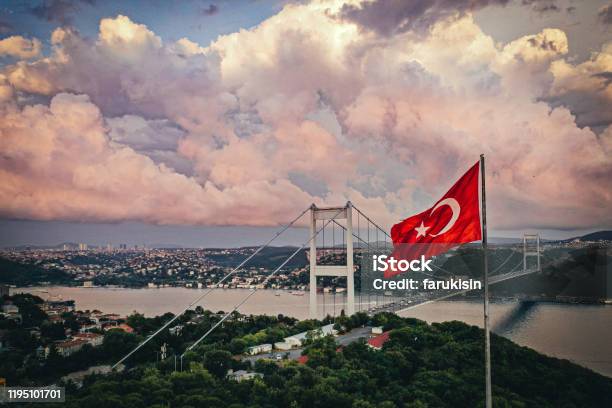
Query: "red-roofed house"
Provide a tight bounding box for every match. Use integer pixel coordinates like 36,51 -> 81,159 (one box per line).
297,355 -> 309,364
73,332 -> 104,347
367,331 -> 390,350
52,339 -> 88,357
105,323 -> 134,334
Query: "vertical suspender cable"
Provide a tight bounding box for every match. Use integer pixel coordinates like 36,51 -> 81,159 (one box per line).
182,208 -> 345,356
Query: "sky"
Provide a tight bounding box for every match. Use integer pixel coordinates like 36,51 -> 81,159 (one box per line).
0,0 -> 611,247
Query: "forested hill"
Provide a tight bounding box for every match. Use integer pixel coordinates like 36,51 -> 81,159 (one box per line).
0,257 -> 71,286
205,246 -> 308,269
50,314 -> 611,408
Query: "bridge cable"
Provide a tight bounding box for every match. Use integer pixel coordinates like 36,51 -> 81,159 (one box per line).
352,204 -> 391,240
181,207 -> 345,357
112,205 -> 312,369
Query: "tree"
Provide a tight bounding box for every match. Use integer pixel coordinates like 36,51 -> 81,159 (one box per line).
229,338 -> 247,355
41,322 -> 66,341
203,349 -> 232,379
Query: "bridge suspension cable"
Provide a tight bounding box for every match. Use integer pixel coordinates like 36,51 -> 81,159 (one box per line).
181,207 -> 345,357
112,205 -> 312,369
490,250 -> 521,276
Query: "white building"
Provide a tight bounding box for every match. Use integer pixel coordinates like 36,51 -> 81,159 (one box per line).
1,304 -> 18,314
275,324 -> 337,350
248,343 -> 272,355
227,370 -> 263,382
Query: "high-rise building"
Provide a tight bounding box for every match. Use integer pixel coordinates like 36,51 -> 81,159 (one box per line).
78,243 -> 88,251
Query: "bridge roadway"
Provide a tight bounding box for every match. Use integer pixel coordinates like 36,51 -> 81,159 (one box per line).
368,267 -> 540,315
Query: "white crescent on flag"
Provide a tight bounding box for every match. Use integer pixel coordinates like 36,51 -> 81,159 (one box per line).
429,198 -> 460,237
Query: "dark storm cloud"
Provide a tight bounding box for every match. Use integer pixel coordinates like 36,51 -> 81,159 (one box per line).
337,0 -> 511,36
200,4 -> 219,16
527,36 -> 561,51
0,19 -> 12,34
521,0 -> 560,15
29,0 -> 95,25
592,71 -> 612,88
598,4 -> 612,25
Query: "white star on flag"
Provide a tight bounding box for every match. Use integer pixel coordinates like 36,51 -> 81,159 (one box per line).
414,221 -> 430,238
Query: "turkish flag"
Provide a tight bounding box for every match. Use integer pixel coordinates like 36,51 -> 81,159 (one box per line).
388,161 -> 482,277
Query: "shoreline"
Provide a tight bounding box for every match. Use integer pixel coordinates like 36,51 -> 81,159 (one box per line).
9,284 -> 611,306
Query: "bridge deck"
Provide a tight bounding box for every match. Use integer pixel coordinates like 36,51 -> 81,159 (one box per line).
368,267 -> 540,315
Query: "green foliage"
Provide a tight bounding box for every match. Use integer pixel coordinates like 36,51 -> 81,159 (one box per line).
203,349 -> 233,378
0,258 -> 71,285
14,313 -> 612,407
10,293 -> 48,326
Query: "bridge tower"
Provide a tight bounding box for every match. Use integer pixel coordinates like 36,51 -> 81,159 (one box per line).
523,234 -> 541,273
309,202 -> 354,318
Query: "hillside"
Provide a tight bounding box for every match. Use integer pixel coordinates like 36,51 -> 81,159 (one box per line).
205,246 -> 308,269
50,314 -> 612,408
574,230 -> 612,241
0,257 -> 71,286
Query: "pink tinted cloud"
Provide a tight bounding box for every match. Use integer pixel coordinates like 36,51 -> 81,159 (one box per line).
0,1 -> 610,232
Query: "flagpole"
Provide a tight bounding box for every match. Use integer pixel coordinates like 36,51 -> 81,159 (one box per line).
480,154 -> 492,408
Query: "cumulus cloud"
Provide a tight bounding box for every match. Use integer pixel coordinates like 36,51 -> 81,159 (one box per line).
547,42 -> 612,131
0,93 -> 314,225
0,36 -> 42,59
0,1 -> 610,233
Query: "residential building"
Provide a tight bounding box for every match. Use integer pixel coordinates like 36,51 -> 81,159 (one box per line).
367,331 -> 391,350
73,332 -> 104,347
1,304 -> 18,314
52,338 -> 88,357
248,343 -> 272,355
227,370 -> 263,382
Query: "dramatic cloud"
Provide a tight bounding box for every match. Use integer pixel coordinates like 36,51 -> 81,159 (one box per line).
338,0 -> 510,36
0,93 -> 314,225
0,36 -> 42,59
0,0 -> 610,232
547,42 -> 612,131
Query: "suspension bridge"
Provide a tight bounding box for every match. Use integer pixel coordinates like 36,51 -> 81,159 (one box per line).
112,202 -> 542,369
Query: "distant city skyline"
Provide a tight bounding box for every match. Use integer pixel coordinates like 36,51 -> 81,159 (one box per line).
0,219 -> 606,248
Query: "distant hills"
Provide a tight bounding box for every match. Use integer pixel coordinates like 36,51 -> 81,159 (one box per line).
567,230 -> 612,242
3,230 -> 611,250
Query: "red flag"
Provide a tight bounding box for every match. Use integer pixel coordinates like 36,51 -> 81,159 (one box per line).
388,161 -> 482,277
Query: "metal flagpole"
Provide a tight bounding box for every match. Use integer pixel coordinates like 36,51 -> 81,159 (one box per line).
481,154 -> 492,408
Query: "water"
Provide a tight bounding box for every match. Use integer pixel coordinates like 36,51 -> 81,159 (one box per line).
12,286 -> 612,377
